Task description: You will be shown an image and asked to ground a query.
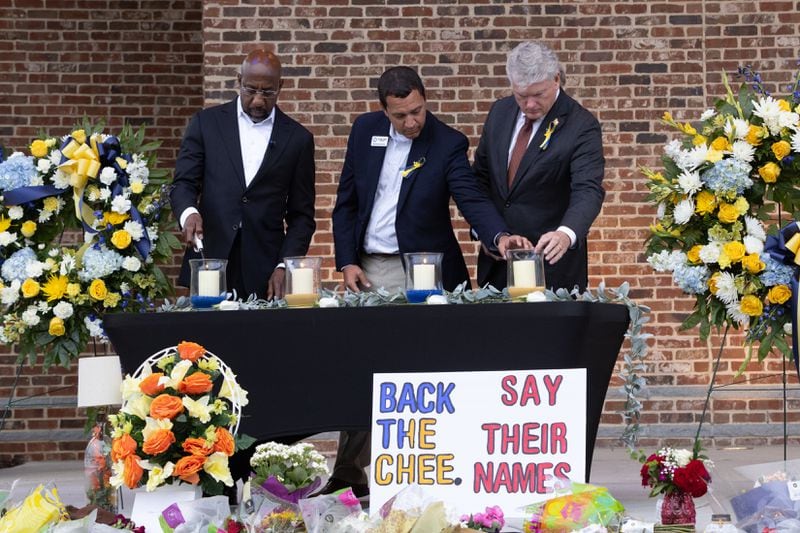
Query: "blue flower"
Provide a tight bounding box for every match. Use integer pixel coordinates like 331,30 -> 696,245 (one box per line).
1,247 -> 37,283
0,155 -> 37,191
673,264 -> 710,294
700,158 -> 753,196
78,245 -> 124,281
759,254 -> 795,287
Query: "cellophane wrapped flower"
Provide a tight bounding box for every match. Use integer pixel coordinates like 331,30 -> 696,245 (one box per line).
108,341 -> 254,495
644,65 -> 800,369
250,441 -> 329,503
460,505 -> 505,532
0,121 -> 182,368
640,446 -> 713,497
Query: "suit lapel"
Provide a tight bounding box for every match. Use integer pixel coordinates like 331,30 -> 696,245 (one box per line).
397,112 -> 433,213
218,100 -> 246,190
494,99 -> 518,198
247,107 -> 291,190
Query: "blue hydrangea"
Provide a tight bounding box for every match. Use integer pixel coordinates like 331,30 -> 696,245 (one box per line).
78,245 -> 124,280
0,155 -> 37,191
700,158 -> 753,196
1,247 -> 37,283
673,264 -> 710,294
759,254 -> 795,287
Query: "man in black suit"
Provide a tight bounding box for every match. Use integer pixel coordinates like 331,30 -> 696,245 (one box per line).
474,41 -> 605,292
323,67 -> 529,497
170,49 -> 316,299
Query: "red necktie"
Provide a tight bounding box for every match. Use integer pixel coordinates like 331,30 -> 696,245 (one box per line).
507,117 -> 533,187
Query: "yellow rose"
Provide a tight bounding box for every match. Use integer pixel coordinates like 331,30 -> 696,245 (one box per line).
768,285 -> 791,305
740,294 -> 763,317
21,278 -> 40,298
103,292 -> 122,308
89,279 -> 108,301
20,220 -> 37,238
30,139 -> 48,158
48,317 -> 66,337
722,241 -> 746,263
759,162 -> 781,183
746,125 -> 765,146
130,181 -> 145,194
103,212 -> 129,226
734,196 -> 749,215
778,99 -> 791,112
692,134 -> 707,146
708,272 -> 721,294
710,136 -> 731,151
695,190 -> 717,215
705,149 -> 723,163
717,203 -> 740,224
741,253 -> 765,274
687,245 -> 703,264
771,140 -> 791,161
67,283 -> 81,297
71,129 -> 87,144
110,230 -> 132,250
0,216 -> 10,233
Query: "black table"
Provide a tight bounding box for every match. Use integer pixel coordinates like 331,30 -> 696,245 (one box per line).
104,301 -> 629,477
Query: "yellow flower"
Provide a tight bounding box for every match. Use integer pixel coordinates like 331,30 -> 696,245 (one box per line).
42,197 -> 59,212
717,203 -> 740,224
705,149 -> 723,163
722,241 -> 746,263
30,139 -> 48,158
182,395 -> 212,424
42,275 -> 68,302
710,136 -> 731,151
71,129 -> 87,144
687,245 -> 703,264
122,395 -> 153,420
103,292 -> 122,308
130,181 -> 145,194
45,138 -> 56,148
771,140 -> 791,161
48,317 -> 65,337
692,134 -> 707,146
740,294 -> 763,317
768,285 -> 791,305
103,212 -> 129,226
746,125 -> 766,146
695,191 -> 717,215
758,162 -> 781,183
778,99 -> 792,112
115,157 -> 128,170
203,452 -> 234,487
708,272 -> 721,294
66,283 -> 81,297
0,216 -> 11,233
684,124 -> 697,136
741,253 -> 765,274
110,230 -> 132,250
89,279 -> 108,301
663,111 -> 674,123
21,278 -> 40,298
20,221 -> 37,238
734,196 -> 749,215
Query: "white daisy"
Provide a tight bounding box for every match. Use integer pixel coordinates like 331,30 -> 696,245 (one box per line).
673,199 -> 695,225
714,272 -> 739,304
731,140 -> 756,163
743,235 -> 764,255
677,170 -> 702,196
698,243 -> 721,264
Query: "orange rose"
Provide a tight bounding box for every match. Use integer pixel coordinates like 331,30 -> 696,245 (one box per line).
178,372 -> 213,395
177,341 -> 206,362
111,433 -> 137,463
183,437 -> 212,456
213,427 -> 235,456
139,373 -> 165,396
174,454 -> 206,484
142,428 -> 176,456
123,454 -> 143,489
149,394 -> 184,419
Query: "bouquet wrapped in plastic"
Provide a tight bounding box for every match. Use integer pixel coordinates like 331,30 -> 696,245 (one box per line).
730,459 -> 800,533
0,482 -> 68,533
522,483 -> 624,532
298,488 -> 363,533
250,442 -> 329,504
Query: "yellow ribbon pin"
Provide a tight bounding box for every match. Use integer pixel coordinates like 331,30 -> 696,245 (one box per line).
539,118 -> 559,150
401,157 -> 426,178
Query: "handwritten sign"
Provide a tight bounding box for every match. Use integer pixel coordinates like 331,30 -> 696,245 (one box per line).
370,369 -> 586,518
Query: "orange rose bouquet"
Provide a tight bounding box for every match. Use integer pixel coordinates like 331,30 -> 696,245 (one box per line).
108,341 -> 254,495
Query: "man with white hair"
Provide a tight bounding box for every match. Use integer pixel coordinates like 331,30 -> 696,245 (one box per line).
473,41 -> 605,292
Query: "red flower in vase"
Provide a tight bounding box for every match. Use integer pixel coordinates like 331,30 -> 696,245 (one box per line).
639,447 -> 712,498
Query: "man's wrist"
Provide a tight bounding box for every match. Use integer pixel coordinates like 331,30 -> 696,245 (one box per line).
275,262 -> 285,271
493,231 -> 510,248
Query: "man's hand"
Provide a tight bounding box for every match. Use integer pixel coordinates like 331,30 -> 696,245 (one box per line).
497,234 -> 533,258
342,264 -> 371,292
535,230 -> 571,264
267,267 -> 286,300
182,212 -> 203,247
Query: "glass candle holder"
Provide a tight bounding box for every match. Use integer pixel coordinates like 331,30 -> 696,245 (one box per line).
506,249 -> 546,299
285,256 -> 321,307
189,258 -> 227,308
403,252 -> 443,303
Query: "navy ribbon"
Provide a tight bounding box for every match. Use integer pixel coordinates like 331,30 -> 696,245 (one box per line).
764,221 -> 800,374
3,185 -> 62,206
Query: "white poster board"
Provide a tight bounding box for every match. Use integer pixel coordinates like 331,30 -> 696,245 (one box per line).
370,369 -> 586,519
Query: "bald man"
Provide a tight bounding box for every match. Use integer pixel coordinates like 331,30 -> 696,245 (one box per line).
171,50 -> 316,299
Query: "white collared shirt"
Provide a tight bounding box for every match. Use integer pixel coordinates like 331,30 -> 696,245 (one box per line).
362,125 -> 413,254
237,97 -> 275,187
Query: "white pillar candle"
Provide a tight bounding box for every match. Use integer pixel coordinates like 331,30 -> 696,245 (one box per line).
413,263 -> 436,290
512,259 -> 537,287
292,267 -> 314,294
197,269 -> 220,297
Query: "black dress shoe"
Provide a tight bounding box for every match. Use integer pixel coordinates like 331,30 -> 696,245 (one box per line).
312,477 -> 369,498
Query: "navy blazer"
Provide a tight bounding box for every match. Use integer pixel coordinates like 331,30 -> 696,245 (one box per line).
332,110 -> 507,291
170,100 -> 316,297
473,91 -> 605,292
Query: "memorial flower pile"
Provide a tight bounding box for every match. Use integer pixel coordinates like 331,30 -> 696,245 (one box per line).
250,441 -> 329,502
460,505 -> 505,532
108,341 -> 253,495
644,66 -> 800,366
0,122 -> 181,368
640,447 -> 712,497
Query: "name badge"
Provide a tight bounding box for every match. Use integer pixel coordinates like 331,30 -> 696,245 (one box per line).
371,136 -> 389,147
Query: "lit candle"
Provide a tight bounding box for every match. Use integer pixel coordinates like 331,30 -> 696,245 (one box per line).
413,263 -> 435,290
292,267 -> 314,294
197,269 -> 220,297
512,259 -> 537,288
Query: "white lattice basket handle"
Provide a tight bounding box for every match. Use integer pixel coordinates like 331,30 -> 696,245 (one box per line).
129,345 -> 244,436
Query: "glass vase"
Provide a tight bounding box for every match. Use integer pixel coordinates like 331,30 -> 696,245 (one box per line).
84,420 -> 117,513
661,490 -> 696,526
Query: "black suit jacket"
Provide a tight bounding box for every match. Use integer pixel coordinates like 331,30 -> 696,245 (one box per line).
170,100 -> 316,297
473,91 -> 605,291
332,110 -> 507,291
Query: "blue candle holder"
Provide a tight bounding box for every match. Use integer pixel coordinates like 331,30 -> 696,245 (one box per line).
403,252 -> 444,303
405,288 -> 443,304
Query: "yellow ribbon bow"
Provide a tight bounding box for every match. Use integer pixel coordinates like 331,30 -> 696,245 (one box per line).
58,134 -> 102,232
401,157 -> 426,178
539,118 -> 560,150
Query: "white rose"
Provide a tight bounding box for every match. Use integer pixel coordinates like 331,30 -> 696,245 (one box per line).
121,256 -> 141,272
99,188 -> 112,201
111,194 -> 131,214
53,301 -> 74,319
25,261 -> 45,279
0,232 -> 17,247
36,158 -> 52,173
0,281 -> 20,305
21,306 -> 40,327
7,206 -> 23,220
99,166 -> 117,186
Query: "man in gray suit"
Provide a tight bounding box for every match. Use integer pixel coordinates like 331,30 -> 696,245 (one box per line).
473,41 -> 605,292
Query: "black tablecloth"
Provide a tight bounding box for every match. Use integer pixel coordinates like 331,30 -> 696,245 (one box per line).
104,301 -> 629,476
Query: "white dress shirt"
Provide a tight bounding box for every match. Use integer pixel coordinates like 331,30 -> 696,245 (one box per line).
362,125 -> 413,254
